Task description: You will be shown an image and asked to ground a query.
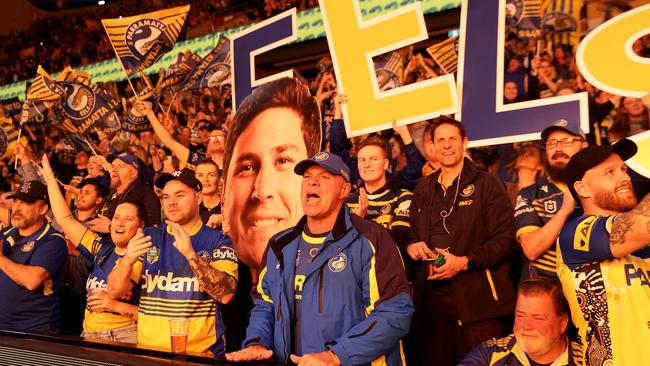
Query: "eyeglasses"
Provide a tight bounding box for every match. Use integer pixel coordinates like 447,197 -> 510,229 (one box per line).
208,136 -> 225,142
545,137 -> 582,148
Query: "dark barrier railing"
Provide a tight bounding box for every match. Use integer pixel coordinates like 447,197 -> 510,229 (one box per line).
0,330 -> 274,365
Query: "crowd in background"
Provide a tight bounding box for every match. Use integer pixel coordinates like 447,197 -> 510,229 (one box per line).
0,1 -> 649,365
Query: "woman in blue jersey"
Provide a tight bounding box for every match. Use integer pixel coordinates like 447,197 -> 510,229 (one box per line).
41,154 -> 143,344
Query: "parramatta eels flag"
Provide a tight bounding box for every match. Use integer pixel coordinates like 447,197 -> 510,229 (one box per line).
178,36 -> 231,92
125,74 -> 157,133
0,117 -> 27,159
426,36 -> 459,75
55,67 -> 121,134
506,0 -> 543,39
157,51 -> 202,93
20,66 -> 65,123
0,97 -> 22,118
374,50 -> 405,92
102,4 -> 190,77
541,0 -> 583,46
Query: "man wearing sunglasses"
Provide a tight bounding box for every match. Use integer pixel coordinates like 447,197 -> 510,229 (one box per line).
514,120 -> 587,280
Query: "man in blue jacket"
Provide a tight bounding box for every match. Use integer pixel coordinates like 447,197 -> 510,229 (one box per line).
226,152 -> 413,366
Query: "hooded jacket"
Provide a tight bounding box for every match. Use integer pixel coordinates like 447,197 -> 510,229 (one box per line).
243,206 -> 413,366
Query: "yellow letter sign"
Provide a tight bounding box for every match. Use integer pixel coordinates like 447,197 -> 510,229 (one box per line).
319,0 -> 460,137
577,4 -> 650,178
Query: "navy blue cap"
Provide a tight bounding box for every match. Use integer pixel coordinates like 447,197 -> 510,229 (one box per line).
155,169 -> 203,192
8,180 -> 48,204
541,119 -> 586,143
78,177 -> 109,197
107,152 -> 139,169
566,138 -> 637,199
294,152 -> 351,182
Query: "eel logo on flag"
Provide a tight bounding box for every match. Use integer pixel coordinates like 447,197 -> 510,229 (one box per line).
102,5 -> 190,76
61,83 -> 96,121
125,19 -> 168,59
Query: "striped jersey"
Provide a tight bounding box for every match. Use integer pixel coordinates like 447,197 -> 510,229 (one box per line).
347,187 -> 412,231
138,220 -> 237,355
514,178 -> 580,278
77,230 -> 141,333
557,214 -> 650,366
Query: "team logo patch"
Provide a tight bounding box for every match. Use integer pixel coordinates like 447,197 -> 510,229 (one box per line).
146,247 -> 160,264
554,119 -> 568,127
328,253 -> 347,273
544,200 -> 558,214
380,205 -> 391,215
197,250 -> 210,261
460,184 -> 475,197
313,152 -> 329,161
21,241 -> 35,252
125,18 -> 169,58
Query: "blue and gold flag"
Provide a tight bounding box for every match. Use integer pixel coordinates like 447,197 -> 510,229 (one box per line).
506,0 -> 543,39
20,67 -> 64,124
541,0 -> 583,46
0,97 -> 23,118
102,5 -> 190,77
158,51 -> 202,93
0,117 -> 27,159
427,36 -> 459,75
55,67 -> 121,133
374,50 -> 404,91
124,74 -> 158,133
178,36 -> 231,92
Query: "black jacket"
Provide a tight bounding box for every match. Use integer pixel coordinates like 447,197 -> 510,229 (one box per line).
101,178 -> 161,227
408,159 -> 516,324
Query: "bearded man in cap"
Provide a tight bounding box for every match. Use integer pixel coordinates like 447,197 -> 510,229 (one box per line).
0,181 -> 67,332
557,139 -> 650,365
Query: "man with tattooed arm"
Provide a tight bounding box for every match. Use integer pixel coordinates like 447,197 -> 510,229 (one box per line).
556,139 -> 650,366
108,169 -> 237,355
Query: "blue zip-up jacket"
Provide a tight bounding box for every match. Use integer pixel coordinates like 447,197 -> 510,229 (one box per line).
243,206 -> 413,366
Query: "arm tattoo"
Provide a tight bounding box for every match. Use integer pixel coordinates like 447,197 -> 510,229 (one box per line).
188,256 -> 237,302
611,194 -> 650,246
611,213 -> 634,246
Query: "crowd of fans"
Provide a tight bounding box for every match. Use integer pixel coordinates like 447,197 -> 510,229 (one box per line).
0,1 -> 649,366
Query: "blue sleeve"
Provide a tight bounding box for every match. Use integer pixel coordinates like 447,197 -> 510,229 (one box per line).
390,142 -> 425,191
558,215 -> 614,266
329,233 -> 413,366
30,233 -> 67,276
513,188 -> 544,238
242,264 -> 275,350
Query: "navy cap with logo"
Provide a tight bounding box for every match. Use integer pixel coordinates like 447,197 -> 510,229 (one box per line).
8,180 -> 49,204
155,169 -> 203,192
541,119 -> 586,143
107,152 -> 139,169
565,138 -> 638,199
294,152 -> 351,183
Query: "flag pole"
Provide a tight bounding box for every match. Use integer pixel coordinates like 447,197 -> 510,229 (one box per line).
81,135 -> 98,156
13,124 -> 23,169
103,30 -> 141,101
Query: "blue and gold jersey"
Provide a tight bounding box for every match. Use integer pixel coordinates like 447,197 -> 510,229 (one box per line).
77,230 -> 141,333
514,178 -> 581,278
138,221 -> 237,355
347,187 -> 412,230
0,223 -> 67,332
557,214 -> 650,366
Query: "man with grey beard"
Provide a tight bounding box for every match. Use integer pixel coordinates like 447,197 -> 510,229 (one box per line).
513,120 -> 587,280
556,139 -> 650,365
0,181 -> 67,332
